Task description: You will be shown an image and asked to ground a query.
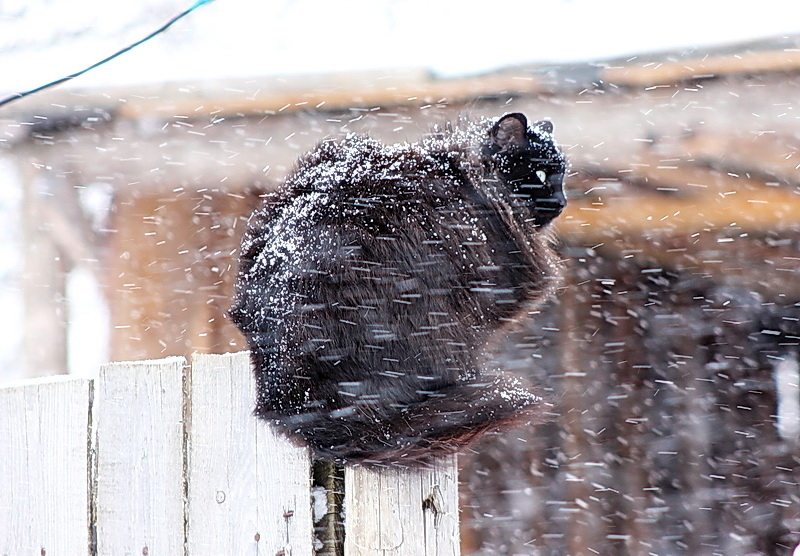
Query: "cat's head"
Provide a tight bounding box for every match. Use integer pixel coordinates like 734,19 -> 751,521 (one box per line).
482,112 -> 567,226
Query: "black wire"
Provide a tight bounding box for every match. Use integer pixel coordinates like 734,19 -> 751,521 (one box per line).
0,5 -> 200,109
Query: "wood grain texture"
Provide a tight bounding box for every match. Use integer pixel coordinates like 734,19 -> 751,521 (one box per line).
344,455 -> 460,556
93,357 -> 186,555
186,351 -> 313,556
107,189 -> 260,363
602,49 -> 800,87
0,376 -> 92,555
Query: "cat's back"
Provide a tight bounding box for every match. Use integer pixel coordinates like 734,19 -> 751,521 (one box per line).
283,134 -> 463,217
245,133 -> 468,267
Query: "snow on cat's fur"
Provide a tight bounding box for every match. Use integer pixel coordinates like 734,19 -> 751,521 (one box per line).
230,113 -> 567,464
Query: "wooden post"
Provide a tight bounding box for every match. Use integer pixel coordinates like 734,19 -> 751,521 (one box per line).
344,455 -> 460,556
0,376 -> 93,554
314,461 -> 345,556
93,357 -> 186,555
186,352 -> 314,555
19,155 -> 69,378
558,256 -> 608,555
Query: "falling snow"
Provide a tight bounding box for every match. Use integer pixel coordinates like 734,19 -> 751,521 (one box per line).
1,4 -> 800,553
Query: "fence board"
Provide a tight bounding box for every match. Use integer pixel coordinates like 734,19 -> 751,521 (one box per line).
1,353 -> 465,555
344,455 -> 460,556
94,357 -> 186,555
186,352 -> 313,555
0,376 -> 93,555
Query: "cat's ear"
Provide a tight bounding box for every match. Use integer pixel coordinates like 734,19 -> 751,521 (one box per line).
490,113 -> 528,151
533,120 -> 553,134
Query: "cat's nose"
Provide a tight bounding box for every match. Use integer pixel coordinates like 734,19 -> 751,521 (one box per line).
534,173 -> 566,226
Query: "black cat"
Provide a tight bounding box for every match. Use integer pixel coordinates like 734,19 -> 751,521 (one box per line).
229,113 -> 567,464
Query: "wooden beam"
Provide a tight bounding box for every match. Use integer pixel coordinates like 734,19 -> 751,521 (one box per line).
115,73 -> 545,119
576,154 -> 783,197
0,69 -> 547,123
602,49 -> 800,87
563,146 -> 800,241
677,132 -> 800,186
557,187 -> 800,240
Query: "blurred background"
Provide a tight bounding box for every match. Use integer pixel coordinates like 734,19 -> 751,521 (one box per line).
1,0 -> 800,553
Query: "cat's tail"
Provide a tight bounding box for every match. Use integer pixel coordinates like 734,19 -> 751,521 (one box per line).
273,371 -> 551,466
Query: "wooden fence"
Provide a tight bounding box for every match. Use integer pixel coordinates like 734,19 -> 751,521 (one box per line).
0,352 -> 460,555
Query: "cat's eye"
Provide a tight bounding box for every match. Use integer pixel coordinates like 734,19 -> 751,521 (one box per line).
536,170 -> 547,183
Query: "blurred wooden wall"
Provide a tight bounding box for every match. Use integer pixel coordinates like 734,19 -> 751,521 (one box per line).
107,187 -> 262,360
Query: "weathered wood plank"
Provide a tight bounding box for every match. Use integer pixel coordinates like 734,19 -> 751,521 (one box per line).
0,69 -> 543,121
344,455 -> 460,556
0,376 -> 92,554
186,352 -> 314,555
557,187 -> 800,241
94,357 -> 186,555
602,49 -> 800,87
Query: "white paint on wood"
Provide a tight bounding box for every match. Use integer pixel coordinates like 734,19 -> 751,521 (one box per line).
0,376 -> 92,555
94,357 -> 186,555
186,351 -> 313,556
1,354 -> 464,555
344,455 -> 460,556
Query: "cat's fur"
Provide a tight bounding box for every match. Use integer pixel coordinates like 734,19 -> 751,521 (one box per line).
229,113 -> 567,464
